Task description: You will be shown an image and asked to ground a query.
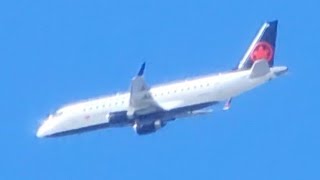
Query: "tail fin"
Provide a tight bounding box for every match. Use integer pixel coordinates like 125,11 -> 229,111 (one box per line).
237,20 -> 278,70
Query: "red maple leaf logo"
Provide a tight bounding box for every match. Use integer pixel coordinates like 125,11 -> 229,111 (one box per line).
250,42 -> 273,62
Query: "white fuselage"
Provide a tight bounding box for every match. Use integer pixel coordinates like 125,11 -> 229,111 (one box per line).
36,66 -> 286,137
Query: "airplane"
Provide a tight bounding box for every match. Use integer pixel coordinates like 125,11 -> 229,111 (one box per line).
36,20 -> 288,138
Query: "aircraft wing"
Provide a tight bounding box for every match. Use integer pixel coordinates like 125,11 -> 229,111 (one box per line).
157,100 -> 184,111
128,63 -> 163,117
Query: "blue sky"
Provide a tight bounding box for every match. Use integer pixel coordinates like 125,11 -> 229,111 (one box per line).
0,0 -> 319,179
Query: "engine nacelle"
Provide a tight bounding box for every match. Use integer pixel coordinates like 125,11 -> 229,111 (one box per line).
133,120 -> 166,135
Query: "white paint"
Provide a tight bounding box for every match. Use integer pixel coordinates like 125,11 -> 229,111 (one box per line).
36,64 -> 287,138
36,21 -> 288,138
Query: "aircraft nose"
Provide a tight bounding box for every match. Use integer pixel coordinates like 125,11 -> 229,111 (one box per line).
36,118 -> 55,138
36,122 -> 48,138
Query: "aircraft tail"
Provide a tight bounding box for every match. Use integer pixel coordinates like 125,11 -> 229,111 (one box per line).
237,20 -> 278,70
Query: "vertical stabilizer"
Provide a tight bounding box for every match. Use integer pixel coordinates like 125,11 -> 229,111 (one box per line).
237,20 -> 278,70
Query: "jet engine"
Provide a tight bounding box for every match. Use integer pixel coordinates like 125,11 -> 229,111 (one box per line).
133,120 -> 166,135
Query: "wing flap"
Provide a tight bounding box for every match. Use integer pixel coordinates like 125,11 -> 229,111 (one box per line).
157,101 -> 183,111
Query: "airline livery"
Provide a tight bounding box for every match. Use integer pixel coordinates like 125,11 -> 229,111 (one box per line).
36,20 -> 288,138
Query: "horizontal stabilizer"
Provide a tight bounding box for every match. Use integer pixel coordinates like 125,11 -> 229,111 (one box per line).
249,60 -> 270,78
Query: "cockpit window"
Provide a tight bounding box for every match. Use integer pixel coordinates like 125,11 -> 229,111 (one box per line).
52,110 -> 63,117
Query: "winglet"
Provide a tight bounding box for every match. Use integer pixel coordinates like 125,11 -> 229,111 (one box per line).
223,98 -> 232,111
137,62 -> 146,76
